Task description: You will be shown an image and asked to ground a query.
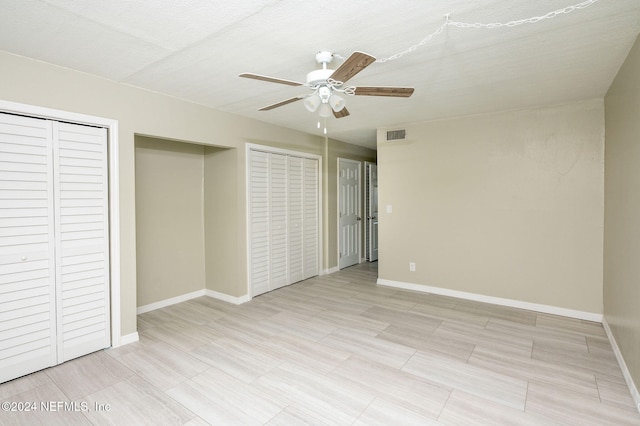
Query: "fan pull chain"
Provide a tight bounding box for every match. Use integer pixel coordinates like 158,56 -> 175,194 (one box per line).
335,0 -> 599,63
317,119 -> 327,135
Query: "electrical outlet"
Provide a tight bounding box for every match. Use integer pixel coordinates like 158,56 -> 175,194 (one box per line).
409,262 -> 416,272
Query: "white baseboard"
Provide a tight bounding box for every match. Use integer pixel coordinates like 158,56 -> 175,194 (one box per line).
136,290 -> 206,315
115,332 -> 139,347
136,288 -> 250,315
603,318 -> 640,414
205,289 -> 250,305
321,266 -> 340,275
376,278 -> 603,323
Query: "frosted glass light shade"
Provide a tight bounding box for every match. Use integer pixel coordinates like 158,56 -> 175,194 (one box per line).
329,94 -> 345,112
304,95 -> 321,112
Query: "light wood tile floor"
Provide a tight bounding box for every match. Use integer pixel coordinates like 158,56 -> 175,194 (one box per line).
2,262 -> 639,425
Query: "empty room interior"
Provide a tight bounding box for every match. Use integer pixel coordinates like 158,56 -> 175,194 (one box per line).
1,1 -> 640,424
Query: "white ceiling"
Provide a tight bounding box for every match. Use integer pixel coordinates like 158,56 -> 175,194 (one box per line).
1,0 -> 639,149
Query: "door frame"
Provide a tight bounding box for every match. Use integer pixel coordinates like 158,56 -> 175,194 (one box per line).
365,161 -> 378,262
245,143 -> 323,299
0,100 -> 123,347
337,157 -> 362,269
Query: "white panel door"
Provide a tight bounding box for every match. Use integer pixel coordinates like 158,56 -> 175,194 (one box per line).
0,113 -> 57,383
288,156 -> 304,284
302,158 -> 319,279
367,163 -> 378,262
338,159 -> 361,269
249,150 -> 271,297
269,153 -> 288,290
53,122 -> 110,362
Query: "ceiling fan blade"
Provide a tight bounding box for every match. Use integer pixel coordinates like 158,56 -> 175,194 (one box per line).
330,51 -> 376,84
333,108 -> 350,119
239,73 -> 304,87
354,86 -> 415,97
258,97 -> 303,111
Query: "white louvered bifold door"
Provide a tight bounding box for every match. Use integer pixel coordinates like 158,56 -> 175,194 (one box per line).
53,122 -> 110,363
302,158 -> 319,279
269,153 -> 288,290
248,148 -> 319,297
287,156 -> 304,284
249,150 -> 270,297
0,113 -> 57,383
0,113 -> 110,384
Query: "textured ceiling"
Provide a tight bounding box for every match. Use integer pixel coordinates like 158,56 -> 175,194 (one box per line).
1,0 -> 639,149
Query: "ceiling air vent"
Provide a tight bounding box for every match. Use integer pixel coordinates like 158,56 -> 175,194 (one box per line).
386,129 -> 407,141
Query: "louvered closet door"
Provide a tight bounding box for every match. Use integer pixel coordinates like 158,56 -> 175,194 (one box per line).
0,113 -> 57,383
249,150 -> 270,297
0,114 -> 110,384
269,153 -> 288,290
53,122 -> 110,362
248,148 -> 320,297
287,156 -> 304,284
302,158 -> 319,279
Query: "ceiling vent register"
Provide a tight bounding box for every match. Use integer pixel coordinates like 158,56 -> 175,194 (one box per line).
386,129 -> 407,141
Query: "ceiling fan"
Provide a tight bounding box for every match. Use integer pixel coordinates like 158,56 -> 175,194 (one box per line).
239,51 -> 414,119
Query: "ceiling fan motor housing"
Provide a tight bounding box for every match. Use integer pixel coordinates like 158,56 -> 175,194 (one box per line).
307,51 -> 336,86
306,69 -> 334,86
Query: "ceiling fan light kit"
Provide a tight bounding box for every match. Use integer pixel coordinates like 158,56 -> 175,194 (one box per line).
240,50 -> 415,132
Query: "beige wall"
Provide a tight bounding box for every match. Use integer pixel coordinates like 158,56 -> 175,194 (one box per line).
135,137 -> 206,306
0,50 -> 326,337
204,146 -> 243,297
135,139 -> 245,305
604,34 -> 640,399
377,99 -> 605,314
